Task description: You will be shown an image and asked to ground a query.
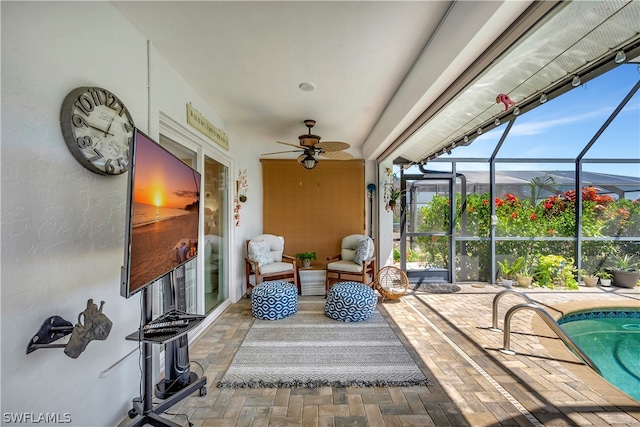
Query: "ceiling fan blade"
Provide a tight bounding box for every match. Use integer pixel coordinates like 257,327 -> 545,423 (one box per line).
276,141 -> 303,148
319,150 -> 353,160
261,149 -> 303,156
297,153 -> 307,162
315,141 -> 350,152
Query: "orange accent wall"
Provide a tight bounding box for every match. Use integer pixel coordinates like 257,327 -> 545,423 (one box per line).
262,159 -> 365,266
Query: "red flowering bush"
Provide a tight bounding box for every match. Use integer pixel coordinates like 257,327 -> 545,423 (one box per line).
416,186 -> 640,282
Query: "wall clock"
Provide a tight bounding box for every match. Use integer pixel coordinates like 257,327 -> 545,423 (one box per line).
60,86 -> 135,176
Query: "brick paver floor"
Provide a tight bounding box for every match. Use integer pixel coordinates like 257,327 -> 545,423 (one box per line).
121,284 -> 640,426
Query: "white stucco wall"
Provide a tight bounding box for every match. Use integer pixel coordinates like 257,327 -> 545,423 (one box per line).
1,2 -> 261,425
378,161 -> 396,267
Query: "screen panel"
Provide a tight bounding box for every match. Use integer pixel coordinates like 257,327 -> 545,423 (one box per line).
121,129 -> 201,298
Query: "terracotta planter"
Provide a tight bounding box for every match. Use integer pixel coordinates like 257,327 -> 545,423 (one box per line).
611,270 -> 640,288
516,275 -> 533,287
582,276 -> 598,287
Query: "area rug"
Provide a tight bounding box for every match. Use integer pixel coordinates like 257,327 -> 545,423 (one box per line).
409,283 -> 461,293
217,298 -> 430,388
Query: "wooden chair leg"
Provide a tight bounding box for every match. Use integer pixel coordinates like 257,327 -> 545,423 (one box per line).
325,274 -> 335,298
293,270 -> 300,295
325,273 -> 331,297
245,265 -> 253,297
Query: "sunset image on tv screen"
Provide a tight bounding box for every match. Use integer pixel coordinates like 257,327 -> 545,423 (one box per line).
127,131 -> 200,295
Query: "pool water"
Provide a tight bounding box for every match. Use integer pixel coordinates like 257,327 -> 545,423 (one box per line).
559,310 -> 640,401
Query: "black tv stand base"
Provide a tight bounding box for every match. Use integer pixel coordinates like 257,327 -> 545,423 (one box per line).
125,373 -> 207,427
155,372 -> 205,400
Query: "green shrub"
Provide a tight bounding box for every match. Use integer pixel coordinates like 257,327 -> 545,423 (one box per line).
535,254 -> 578,290
410,185 -> 639,285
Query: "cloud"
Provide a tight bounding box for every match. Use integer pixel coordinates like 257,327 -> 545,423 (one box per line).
509,106 -> 615,137
174,190 -> 198,198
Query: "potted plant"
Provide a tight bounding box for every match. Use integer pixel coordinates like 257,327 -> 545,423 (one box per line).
597,270 -> 613,287
296,251 -> 317,268
610,254 -> 640,288
516,263 -> 535,288
386,187 -> 405,211
578,269 -> 598,287
497,256 -> 524,288
237,169 -> 248,203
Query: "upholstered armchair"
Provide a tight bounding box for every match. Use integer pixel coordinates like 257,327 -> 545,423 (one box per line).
325,234 -> 376,296
245,234 -> 299,295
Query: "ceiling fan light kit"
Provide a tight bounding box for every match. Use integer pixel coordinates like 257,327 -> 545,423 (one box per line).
261,119 -> 353,169
301,154 -> 318,170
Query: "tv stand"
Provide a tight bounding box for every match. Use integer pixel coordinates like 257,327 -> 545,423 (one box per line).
124,272 -> 207,427
155,371 -> 203,400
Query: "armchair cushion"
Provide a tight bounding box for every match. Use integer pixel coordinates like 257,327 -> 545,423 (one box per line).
260,261 -> 294,275
248,240 -> 274,267
326,260 -> 363,273
340,234 -> 373,262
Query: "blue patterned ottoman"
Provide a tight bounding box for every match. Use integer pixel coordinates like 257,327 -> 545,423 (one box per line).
251,280 -> 298,320
325,281 -> 377,322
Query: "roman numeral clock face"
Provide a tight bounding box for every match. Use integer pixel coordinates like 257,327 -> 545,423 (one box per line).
60,87 -> 135,176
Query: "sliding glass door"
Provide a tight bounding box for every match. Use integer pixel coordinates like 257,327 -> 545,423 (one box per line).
158,136 -> 199,313
203,154 -> 228,313
159,132 -> 230,315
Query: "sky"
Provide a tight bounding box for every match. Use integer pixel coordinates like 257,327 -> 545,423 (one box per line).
421,63 -> 640,179
133,132 -> 201,209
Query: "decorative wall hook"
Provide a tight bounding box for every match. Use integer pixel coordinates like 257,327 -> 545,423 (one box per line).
26,299 -> 112,358
26,316 -> 74,354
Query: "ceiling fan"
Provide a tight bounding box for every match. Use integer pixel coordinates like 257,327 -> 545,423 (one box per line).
261,119 -> 353,169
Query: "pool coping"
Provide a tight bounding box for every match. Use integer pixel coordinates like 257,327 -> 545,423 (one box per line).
531,300 -> 640,413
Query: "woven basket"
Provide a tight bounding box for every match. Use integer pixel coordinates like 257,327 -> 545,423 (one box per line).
374,266 -> 409,301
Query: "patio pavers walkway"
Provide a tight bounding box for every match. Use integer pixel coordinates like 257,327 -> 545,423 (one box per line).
126,284 -> 640,426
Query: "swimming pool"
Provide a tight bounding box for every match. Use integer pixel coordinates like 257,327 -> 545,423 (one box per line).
559,309 -> 640,401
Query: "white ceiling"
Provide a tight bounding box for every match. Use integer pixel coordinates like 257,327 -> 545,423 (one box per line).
111,1 -> 639,165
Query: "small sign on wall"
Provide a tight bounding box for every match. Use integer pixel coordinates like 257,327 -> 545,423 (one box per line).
186,103 -> 229,150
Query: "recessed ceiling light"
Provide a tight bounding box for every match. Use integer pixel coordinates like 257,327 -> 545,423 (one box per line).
299,82 -> 316,92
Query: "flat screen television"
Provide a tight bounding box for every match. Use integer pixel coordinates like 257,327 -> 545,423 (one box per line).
121,128 -> 201,298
